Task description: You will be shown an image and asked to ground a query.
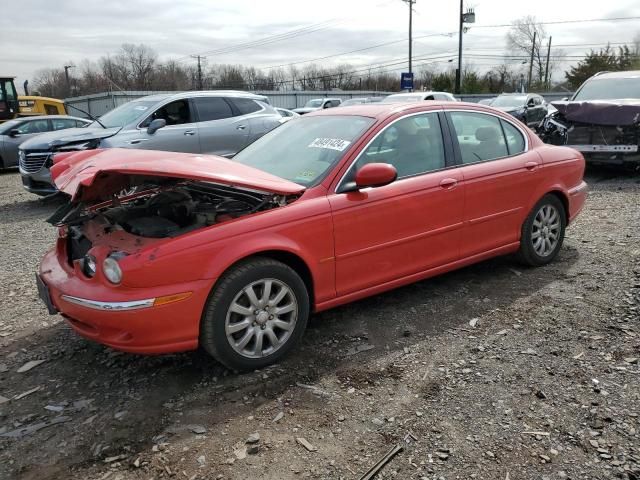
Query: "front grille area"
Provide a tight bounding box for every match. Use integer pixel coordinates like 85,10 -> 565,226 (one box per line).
19,151 -> 52,173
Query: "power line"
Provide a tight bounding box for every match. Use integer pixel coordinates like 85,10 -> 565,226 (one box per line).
258,31 -> 456,71
471,15 -> 640,29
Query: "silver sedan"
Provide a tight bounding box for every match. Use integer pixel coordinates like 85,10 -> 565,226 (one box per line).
0,115 -> 90,168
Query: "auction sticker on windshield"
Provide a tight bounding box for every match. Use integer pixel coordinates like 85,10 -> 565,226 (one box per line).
308,138 -> 351,152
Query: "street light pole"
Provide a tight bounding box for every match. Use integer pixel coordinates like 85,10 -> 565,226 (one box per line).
402,0 -> 416,88
64,65 -> 75,97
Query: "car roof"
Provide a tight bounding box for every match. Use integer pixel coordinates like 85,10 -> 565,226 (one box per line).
18,115 -> 90,121
592,70 -> 640,79
139,91 -> 269,102
306,101 -> 485,119
387,91 -> 452,97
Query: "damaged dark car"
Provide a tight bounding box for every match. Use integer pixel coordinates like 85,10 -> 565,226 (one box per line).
539,70 -> 640,167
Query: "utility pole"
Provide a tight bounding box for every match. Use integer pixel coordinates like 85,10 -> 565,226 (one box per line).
64,64 -> 75,97
544,36 -> 552,90
527,31 -> 537,92
455,3 -> 475,95
191,55 -> 204,90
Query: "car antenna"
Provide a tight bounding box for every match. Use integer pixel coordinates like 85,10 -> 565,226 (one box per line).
64,103 -> 107,129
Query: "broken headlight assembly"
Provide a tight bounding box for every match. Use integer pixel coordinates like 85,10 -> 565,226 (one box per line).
82,254 -> 97,278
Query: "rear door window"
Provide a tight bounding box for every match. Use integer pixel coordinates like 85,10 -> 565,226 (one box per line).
194,97 -> 234,121
231,98 -> 262,115
449,111 -> 509,163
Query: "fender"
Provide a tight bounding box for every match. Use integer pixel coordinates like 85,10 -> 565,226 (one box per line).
201,232 -> 336,306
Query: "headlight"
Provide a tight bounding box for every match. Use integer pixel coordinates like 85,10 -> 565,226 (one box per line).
18,150 -> 25,163
103,257 -> 122,284
82,255 -> 97,278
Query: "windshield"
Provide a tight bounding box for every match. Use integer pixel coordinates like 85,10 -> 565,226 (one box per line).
381,94 -> 424,103
491,95 -> 526,108
233,115 -> 375,186
573,77 -> 640,101
304,100 -> 323,108
92,99 -> 160,128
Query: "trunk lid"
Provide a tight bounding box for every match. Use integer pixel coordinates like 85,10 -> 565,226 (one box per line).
51,148 -> 305,203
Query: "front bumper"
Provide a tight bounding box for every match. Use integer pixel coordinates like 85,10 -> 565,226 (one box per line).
39,247 -> 215,354
20,172 -> 58,195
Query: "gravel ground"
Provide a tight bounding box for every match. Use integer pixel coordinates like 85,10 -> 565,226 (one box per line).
0,166 -> 638,480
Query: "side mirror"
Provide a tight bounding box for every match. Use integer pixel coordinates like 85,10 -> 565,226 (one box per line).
147,118 -> 166,135
8,129 -> 20,137
561,97 -> 569,101
355,163 -> 397,189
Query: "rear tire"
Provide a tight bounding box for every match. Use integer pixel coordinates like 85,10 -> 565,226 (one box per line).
200,257 -> 309,371
518,194 -> 566,267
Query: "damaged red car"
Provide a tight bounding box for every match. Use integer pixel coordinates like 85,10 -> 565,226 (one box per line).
38,102 -> 587,370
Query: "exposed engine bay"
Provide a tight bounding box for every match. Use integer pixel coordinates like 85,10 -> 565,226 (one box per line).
48,181 -> 295,263
101,182 -> 282,238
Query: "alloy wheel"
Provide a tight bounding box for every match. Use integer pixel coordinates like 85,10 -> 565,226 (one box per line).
531,204 -> 561,257
225,279 -> 298,359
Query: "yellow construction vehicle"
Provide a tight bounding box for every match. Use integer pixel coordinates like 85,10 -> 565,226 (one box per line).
18,96 -> 67,116
1,77 -> 67,123
0,77 -> 19,122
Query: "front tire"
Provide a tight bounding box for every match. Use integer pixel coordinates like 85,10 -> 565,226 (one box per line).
518,194 -> 566,267
200,257 -> 309,371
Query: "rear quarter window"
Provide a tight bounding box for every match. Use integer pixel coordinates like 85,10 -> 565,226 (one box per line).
501,120 -> 526,155
231,98 -> 262,115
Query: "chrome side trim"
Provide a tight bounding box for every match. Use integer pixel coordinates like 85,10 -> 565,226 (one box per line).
61,295 -> 155,311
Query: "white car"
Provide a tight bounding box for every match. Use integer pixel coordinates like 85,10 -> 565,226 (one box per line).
275,107 -> 300,123
381,91 -> 458,103
292,98 -> 342,115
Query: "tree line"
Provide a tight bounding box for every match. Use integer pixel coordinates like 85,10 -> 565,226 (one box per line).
31,19 -> 639,99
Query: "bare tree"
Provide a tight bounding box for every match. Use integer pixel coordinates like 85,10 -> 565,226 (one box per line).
507,16 -> 548,87
32,68 -> 66,98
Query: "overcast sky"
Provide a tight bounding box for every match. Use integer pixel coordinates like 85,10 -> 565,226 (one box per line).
2,0 -> 639,92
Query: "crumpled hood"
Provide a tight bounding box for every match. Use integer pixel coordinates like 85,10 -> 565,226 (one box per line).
551,99 -> 640,126
50,148 -> 305,203
18,126 -> 121,151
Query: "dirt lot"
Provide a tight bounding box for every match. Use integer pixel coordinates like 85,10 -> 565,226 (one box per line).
0,166 -> 638,480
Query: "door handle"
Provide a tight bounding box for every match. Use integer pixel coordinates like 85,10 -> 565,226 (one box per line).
129,139 -> 148,145
236,125 -> 246,130
525,161 -> 539,171
439,178 -> 458,189
184,130 -> 196,136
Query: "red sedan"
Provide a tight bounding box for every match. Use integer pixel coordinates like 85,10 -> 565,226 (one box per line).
38,102 -> 587,370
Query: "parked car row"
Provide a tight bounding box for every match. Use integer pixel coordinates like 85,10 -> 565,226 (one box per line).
19,91 -> 283,195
